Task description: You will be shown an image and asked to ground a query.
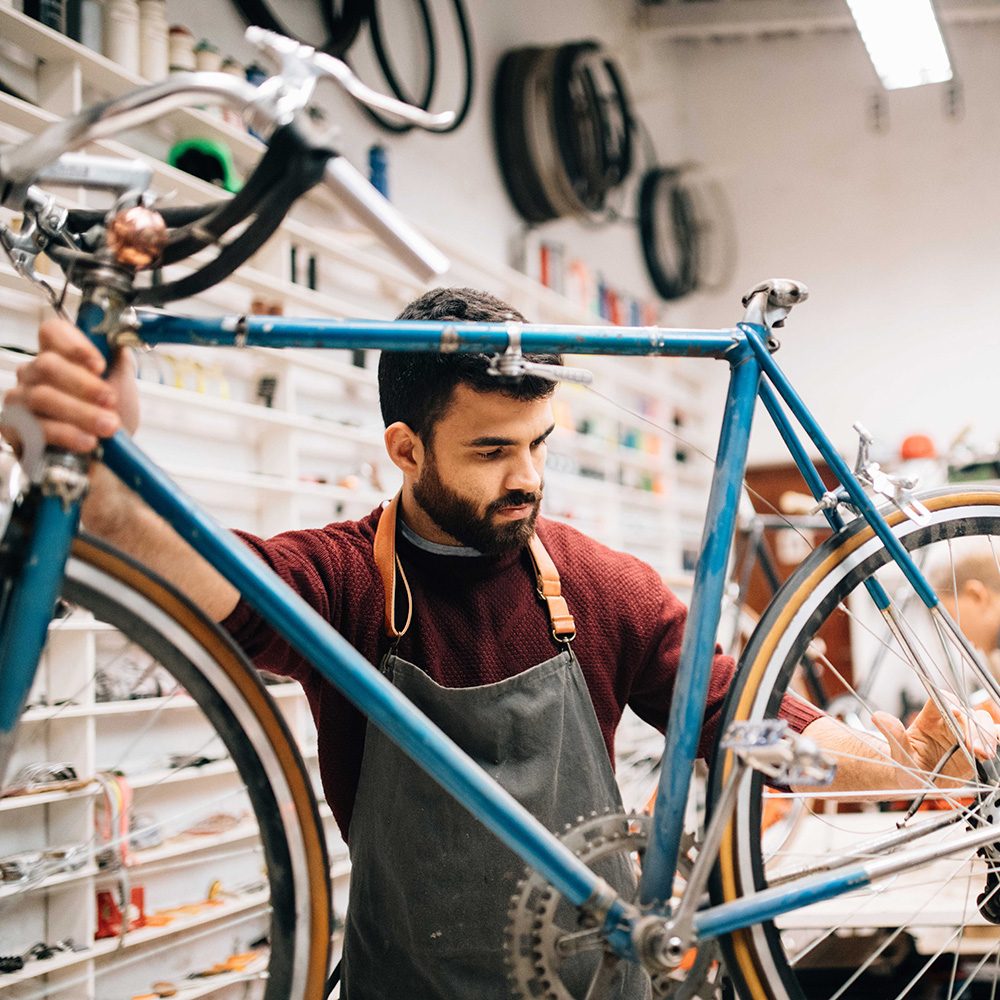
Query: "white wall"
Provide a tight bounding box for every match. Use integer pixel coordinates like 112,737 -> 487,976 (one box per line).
655,20 -> 1000,465
165,2 -> 1000,468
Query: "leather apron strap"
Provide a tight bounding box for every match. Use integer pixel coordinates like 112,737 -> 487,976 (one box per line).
373,494 -> 413,640
374,493 -> 576,641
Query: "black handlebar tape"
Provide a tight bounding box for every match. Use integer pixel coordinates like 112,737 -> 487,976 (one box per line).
158,123 -> 309,267
133,143 -> 334,306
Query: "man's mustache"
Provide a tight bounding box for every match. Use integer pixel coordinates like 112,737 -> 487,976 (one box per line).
488,490 -> 542,514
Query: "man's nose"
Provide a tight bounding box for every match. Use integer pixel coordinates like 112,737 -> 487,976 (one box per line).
505,451 -> 542,493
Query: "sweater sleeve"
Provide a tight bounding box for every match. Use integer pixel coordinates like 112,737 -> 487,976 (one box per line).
626,583 -> 823,763
220,527 -> 339,682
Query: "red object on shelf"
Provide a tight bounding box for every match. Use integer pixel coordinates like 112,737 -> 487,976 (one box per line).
900,434 -> 937,460
96,887 -> 147,939
539,243 -> 551,288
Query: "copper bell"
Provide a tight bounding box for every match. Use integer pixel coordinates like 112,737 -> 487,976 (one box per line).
106,205 -> 168,269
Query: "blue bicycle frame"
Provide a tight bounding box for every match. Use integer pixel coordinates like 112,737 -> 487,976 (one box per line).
0,305 -> 962,959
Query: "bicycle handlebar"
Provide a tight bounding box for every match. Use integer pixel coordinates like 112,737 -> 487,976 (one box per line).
0,29 -> 452,285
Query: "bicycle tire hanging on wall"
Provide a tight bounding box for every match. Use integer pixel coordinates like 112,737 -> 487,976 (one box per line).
356,0 -> 474,135
492,41 -> 635,224
638,165 -> 737,301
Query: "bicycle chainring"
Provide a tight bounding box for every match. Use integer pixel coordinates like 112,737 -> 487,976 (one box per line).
503,811 -> 729,1000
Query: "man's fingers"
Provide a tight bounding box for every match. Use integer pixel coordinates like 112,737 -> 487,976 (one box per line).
37,318 -> 106,375
0,400 -> 97,455
955,706 -> 999,761
872,711 -> 916,768
18,351 -> 115,408
3,384 -> 117,447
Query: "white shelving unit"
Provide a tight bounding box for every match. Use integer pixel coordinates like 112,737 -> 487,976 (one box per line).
0,7 -> 712,997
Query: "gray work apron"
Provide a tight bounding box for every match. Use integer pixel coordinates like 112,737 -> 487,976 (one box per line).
339,496 -> 650,999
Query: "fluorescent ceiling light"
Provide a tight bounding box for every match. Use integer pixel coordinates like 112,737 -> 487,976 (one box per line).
846,0 -> 953,90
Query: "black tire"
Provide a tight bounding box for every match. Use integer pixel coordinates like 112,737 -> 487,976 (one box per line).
710,488 -> 1000,1000
5,536 -> 331,998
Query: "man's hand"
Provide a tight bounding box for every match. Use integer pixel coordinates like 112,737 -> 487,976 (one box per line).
1,317 -> 138,455
0,316 -> 239,621
802,696 -> 1000,799
872,696 -> 999,791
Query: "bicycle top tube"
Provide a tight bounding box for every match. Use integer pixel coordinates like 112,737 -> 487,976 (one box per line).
136,312 -> 747,361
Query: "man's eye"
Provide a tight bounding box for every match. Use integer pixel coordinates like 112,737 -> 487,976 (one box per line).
478,449 -> 503,460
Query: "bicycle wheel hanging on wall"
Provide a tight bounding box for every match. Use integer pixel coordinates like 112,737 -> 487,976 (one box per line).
493,40 -> 635,224
710,487 -> 1000,1000
638,164 -> 737,301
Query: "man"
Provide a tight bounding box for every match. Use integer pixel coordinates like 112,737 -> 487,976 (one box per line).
939,549 -> 1000,678
4,287 -> 995,998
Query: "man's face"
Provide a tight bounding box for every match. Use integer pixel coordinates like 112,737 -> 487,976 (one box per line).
411,384 -> 554,555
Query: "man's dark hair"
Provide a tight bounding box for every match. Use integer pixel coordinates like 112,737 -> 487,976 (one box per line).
378,287 -> 562,440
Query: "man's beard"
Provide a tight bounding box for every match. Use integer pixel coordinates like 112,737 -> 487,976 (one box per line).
412,458 -> 542,556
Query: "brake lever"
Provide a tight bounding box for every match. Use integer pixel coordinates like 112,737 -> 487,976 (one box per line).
0,215 -> 72,321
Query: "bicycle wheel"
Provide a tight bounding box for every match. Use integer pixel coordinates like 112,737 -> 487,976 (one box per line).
711,487 -> 1000,1000
0,535 -> 331,999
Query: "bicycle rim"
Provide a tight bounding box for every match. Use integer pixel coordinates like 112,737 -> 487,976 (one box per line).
712,488 -> 1000,1000
0,536 -> 331,999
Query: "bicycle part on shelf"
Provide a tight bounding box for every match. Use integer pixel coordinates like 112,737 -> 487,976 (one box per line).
852,421 -> 932,526
710,486 -> 1000,1000
505,811 -> 654,999
2,536 -> 332,998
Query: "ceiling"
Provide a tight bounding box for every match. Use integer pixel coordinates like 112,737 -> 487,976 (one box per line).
636,0 -> 1000,42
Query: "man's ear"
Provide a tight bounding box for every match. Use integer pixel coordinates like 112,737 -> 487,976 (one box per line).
385,421 -> 423,476
961,579 -> 991,605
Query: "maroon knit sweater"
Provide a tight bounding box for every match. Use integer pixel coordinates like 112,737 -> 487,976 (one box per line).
223,506 -> 821,837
